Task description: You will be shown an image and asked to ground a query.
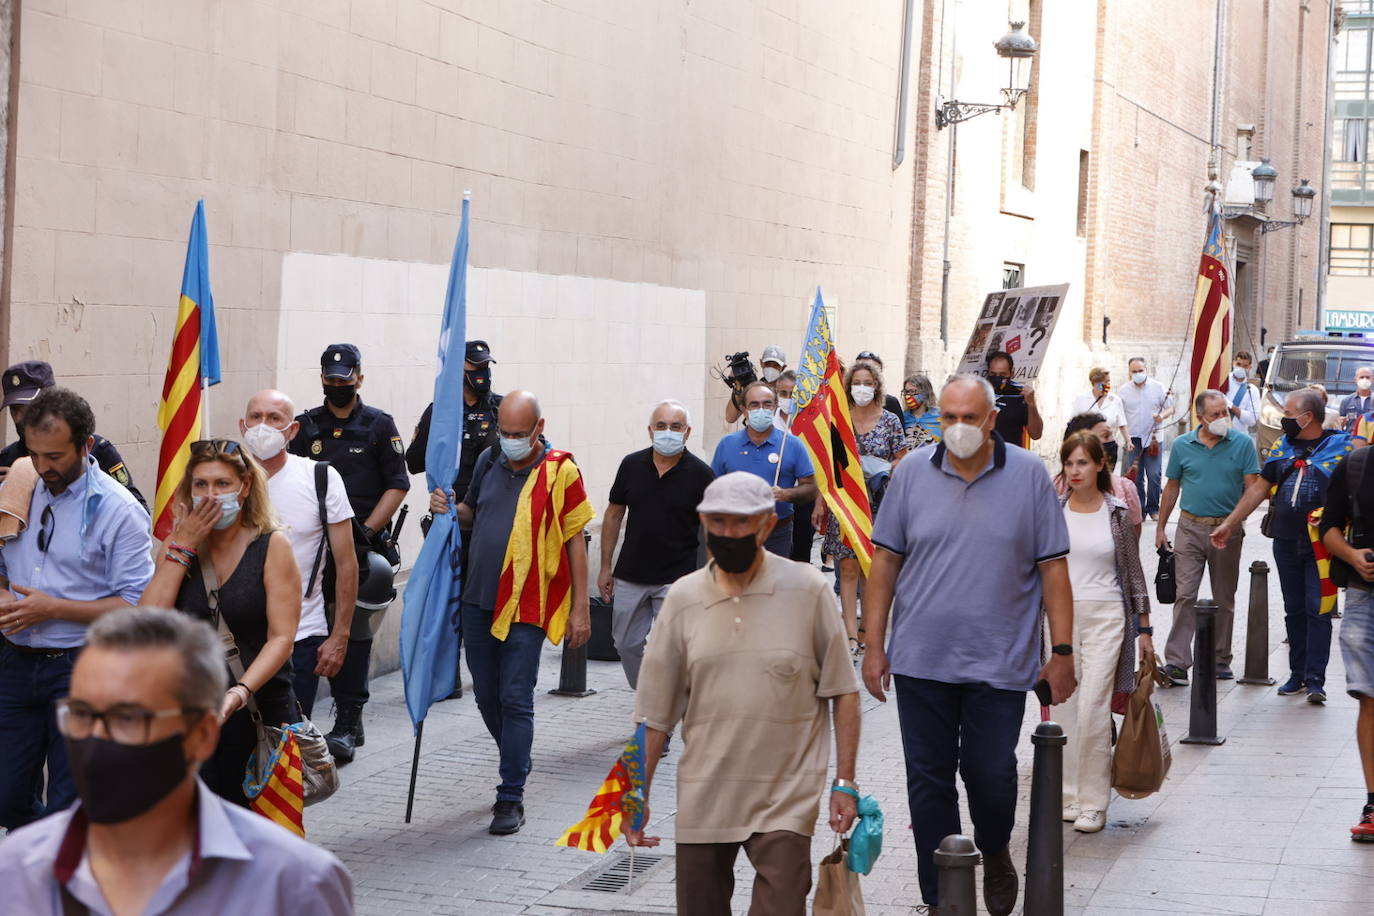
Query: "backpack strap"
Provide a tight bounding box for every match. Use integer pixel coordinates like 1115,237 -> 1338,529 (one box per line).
1349,447 -> 1371,534
305,461 -> 331,599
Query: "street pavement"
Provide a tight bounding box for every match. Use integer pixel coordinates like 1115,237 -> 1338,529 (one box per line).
307,516 -> 1374,914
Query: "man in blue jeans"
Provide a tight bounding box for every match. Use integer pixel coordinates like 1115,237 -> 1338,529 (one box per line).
1119,357 -> 1173,518
860,376 -> 1076,915
0,387 -> 153,829
430,391 -> 593,836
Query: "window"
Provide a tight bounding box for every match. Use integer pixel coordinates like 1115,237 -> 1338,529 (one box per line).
1341,119 -> 1370,162
1076,150 -> 1090,237
1003,263 -> 1024,289
1330,222 -> 1374,275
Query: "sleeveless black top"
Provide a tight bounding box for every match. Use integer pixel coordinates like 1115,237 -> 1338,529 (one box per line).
177,532 -> 295,724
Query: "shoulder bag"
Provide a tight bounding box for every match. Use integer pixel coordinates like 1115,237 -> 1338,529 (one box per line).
198,555 -> 339,806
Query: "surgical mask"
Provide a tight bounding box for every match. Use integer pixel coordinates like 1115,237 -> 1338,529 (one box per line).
851,385 -> 875,406
987,374 -> 1010,391
194,492 -> 242,529
652,429 -> 685,456
762,366 -> 781,383
943,423 -> 985,459
777,396 -> 793,414
1131,371 -> 1147,385
1231,366 -> 1247,381
464,367 -> 491,395
242,423 -> 287,460
1360,377 -> 1373,392
1280,416 -> 1305,439
500,435 -> 534,462
67,733 -> 188,824
746,409 -> 774,432
707,530 -> 760,574
322,383 -> 356,408
1206,416 -> 1231,437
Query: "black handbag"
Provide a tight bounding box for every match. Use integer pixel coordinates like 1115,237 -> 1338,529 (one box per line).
1154,545 -> 1176,604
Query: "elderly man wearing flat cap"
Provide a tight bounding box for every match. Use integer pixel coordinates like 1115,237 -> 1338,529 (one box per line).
626,471 -> 862,916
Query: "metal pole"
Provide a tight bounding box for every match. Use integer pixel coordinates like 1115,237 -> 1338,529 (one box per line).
1182,599 -> 1226,745
1024,721 -> 1066,915
892,0 -> 915,169
934,834 -> 980,914
1238,561 -> 1275,685
404,720 -> 424,824
549,642 -> 596,698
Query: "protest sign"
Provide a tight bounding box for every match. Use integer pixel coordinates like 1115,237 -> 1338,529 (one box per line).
955,283 -> 1071,381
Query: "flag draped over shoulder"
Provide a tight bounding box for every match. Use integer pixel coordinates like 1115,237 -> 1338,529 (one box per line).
153,200 -> 220,540
399,197 -> 469,734
791,289 -> 874,574
1189,212 -> 1231,417
556,723 -> 648,852
490,452 -> 594,644
1264,432 -> 1355,615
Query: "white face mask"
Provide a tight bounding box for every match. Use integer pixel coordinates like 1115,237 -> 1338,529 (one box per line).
651,429 -> 685,456
944,422 -> 986,459
762,366 -> 781,383
1360,377 -> 1373,392
777,396 -> 793,414
1131,371 -> 1148,385
242,422 -> 288,460
1206,416 -> 1231,437
851,384 -> 875,406
1231,366 -> 1247,381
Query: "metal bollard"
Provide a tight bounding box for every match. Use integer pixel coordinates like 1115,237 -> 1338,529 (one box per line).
1181,599 -> 1225,745
934,834 -> 980,914
548,642 -> 596,698
1024,720 -> 1066,916
1238,561 -> 1275,686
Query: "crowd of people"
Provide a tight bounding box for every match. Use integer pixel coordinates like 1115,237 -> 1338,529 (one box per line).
0,338 -> 1373,916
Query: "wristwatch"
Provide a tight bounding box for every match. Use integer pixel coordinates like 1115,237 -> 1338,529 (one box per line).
1051,643 -> 1073,656
1138,626 -> 1154,635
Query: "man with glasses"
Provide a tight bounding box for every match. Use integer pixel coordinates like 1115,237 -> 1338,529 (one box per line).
710,380 -> 817,557
0,387 -> 154,829
598,400 -> 713,692
428,390 -> 595,836
0,607 -> 352,913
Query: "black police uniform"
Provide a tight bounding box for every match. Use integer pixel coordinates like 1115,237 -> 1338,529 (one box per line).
405,393 -> 504,500
0,435 -> 147,512
288,397 -> 410,711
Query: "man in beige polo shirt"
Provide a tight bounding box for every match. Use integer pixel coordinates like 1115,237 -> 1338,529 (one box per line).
625,471 -> 861,916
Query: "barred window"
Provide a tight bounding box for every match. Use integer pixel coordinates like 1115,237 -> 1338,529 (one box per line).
1330,223 -> 1374,276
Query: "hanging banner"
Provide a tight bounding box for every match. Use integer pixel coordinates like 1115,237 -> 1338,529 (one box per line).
955,283 -> 1072,381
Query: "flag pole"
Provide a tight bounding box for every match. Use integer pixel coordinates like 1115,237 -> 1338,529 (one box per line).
404,720 -> 424,823
201,377 -> 209,438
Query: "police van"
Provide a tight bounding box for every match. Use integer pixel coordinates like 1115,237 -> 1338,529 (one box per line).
1258,331 -> 1374,454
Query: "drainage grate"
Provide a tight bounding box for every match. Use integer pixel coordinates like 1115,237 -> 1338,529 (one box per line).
581,851 -> 666,893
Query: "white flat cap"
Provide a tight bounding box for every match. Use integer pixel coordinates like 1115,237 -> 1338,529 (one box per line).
697,471 -> 776,515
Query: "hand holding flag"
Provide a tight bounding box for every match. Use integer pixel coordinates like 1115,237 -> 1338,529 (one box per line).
556,723 -> 651,852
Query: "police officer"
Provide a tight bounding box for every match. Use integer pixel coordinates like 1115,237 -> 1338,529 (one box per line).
289,343 -> 410,762
0,360 -> 148,512
406,340 -> 501,700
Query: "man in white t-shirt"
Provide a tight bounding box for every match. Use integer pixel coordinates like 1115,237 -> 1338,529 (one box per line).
1119,357 -> 1174,519
1222,351 -> 1262,440
239,390 -> 358,718
1071,367 -> 1129,466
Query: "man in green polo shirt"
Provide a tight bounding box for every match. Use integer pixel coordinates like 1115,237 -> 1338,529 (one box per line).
1156,389 -> 1265,684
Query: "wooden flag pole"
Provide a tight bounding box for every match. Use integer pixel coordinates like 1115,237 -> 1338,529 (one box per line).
201,377 -> 210,438
404,721 -> 425,823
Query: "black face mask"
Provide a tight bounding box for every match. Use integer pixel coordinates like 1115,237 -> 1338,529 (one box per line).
1280,416 -> 1306,439
987,374 -> 1010,391
323,383 -> 357,408
707,530 -> 761,574
464,367 -> 491,395
67,733 -> 188,824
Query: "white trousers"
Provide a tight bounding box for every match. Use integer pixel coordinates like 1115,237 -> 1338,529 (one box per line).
1058,598 -> 1125,814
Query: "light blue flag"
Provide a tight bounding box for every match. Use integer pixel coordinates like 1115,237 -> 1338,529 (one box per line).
400,197 -> 469,733
183,200 -> 221,386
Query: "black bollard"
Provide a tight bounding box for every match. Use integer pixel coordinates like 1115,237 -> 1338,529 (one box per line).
934,834 -> 980,914
548,641 -> 596,698
1024,720 -> 1066,916
1238,561 -> 1275,686
1181,599 -> 1225,745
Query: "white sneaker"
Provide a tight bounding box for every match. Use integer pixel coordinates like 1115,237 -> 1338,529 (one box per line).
1073,810 -> 1106,833
1062,804 -> 1081,823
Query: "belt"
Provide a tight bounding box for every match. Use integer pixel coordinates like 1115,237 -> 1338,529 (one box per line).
0,637 -> 76,659
1180,510 -> 1227,526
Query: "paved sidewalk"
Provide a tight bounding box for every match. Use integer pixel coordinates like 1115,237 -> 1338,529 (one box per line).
306,518 -> 1373,914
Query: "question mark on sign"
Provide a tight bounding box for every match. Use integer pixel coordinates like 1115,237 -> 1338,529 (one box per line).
1028,326 -> 1047,354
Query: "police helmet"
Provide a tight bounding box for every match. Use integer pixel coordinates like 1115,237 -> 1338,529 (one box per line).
356,550 -> 396,612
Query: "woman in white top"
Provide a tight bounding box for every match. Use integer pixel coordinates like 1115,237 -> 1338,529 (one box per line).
1056,431 -> 1154,833
1071,367 -> 1129,467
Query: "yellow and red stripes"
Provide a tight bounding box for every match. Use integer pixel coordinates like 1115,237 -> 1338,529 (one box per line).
1308,508 -> 1339,615
555,757 -> 632,852
1189,214 -> 1232,419
153,294 -> 204,540
248,730 -> 305,838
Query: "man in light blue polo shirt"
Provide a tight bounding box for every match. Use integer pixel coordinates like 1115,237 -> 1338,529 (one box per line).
0,388 -> 153,829
711,380 -> 817,556
859,375 -> 1075,915
1155,388 -> 1264,684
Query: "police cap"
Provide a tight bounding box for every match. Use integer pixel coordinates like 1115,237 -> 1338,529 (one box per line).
321,343 -> 362,379
465,340 -> 495,365
2,360 -> 55,407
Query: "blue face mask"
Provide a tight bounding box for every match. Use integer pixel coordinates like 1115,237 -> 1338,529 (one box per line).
652,429 -> 685,456
193,492 -> 241,530
500,435 -> 534,463
746,409 -> 774,432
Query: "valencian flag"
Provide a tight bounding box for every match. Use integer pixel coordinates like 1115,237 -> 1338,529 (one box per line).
556,723 -> 648,852
153,200 -> 220,540
1189,212 -> 1231,420
791,288 -> 874,574
400,197 -> 469,733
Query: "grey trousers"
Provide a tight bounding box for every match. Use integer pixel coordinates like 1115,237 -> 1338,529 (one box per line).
1165,514 -> 1241,669
610,580 -> 671,689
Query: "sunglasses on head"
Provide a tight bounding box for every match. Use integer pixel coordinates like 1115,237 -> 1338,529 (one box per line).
190,439 -> 242,458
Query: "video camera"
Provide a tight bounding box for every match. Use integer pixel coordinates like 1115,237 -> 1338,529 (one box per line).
718,351 -> 759,391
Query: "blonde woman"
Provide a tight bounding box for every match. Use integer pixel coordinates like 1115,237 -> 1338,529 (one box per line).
142,439 -> 302,807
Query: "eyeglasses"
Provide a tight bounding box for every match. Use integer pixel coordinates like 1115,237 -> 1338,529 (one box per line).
56,698 -> 205,746
37,505 -> 53,553
190,439 -> 242,457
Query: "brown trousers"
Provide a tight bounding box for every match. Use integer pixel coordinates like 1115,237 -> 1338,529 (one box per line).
675,830 -> 812,916
1165,514 -> 1241,668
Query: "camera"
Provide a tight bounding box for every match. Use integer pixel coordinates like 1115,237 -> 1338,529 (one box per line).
720,351 -> 758,391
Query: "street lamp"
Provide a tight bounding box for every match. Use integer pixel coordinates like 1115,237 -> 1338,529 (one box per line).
1250,159 -> 1278,205
935,21 -> 1039,129
1258,176 -> 1316,234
